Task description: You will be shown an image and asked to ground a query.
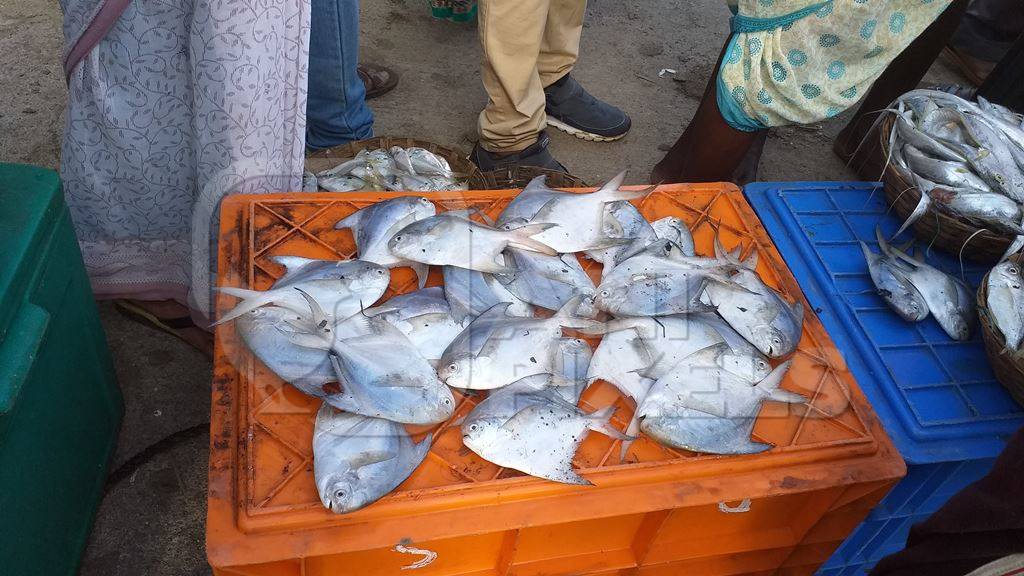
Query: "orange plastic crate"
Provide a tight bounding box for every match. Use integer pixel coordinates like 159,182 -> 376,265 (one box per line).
207,184 -> 905,576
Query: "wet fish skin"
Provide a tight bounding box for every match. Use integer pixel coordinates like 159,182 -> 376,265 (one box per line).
522,172 -> 652,253
313,405 -> 431,514
879,236 -> 976,341
638,345 -> 801,454
442,265 -> 534,322
986,260 -> 1024,350
320,314 -> 456,424
389,213 -> 556,274
497,247 -> 597,317
700,270 -> 803,358
594,250 -> 735,316
319,175 -> 367,192
927,188 -> 1024,235
585,201 -> 656,272
861,241 -> 930,322
461,380 -> 627,484
438,299 -> 601,391
903,145 -> 991,191
236,306 -> 335,393
366,287 -> 468,361
215,258 -> 390,325
334,196 -> 436,276
651,216 -> 695,257
407,147 -> 454,177
496,175 -> 567,227
947,112 -> 1024,202
894,112 -> 966,162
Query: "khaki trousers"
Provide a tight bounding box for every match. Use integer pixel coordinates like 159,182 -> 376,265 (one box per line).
477,0 -> 586,153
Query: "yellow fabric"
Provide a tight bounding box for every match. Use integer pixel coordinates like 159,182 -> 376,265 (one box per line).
719,0 -> 952,129
477,0 -> 585,152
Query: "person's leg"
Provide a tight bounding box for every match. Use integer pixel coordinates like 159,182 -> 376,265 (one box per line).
833,0 -> 969,178
948,0 -> 1024,84
537,0 -> 584,88
306,0 -> 374,150
476,0 -> 549,154
651,41 -> 764,184
537,0 -> 631,143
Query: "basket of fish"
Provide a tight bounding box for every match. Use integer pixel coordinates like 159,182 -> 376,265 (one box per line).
477,165 -> 589,189
206,177 -> 904,575
977,253 -> 1024,404
304,136 -> 484,192
879,90 -> 1024,263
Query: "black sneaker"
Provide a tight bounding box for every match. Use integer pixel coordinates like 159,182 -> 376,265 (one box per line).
544,74 -> 631,142
470,131 -> 567,172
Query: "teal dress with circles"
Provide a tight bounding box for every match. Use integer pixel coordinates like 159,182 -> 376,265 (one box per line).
717,0 -> 952,131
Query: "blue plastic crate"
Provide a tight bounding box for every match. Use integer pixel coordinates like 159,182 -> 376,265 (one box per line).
744,182 -> 1024,575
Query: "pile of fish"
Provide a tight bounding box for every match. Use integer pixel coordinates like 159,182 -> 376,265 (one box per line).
861,227 -> 976,341
217,172 -> 807,514
883,89 -> 1024,255
984,257 -> 1024,352
304,146 -> 469,193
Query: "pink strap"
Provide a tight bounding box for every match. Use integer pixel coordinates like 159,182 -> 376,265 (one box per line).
63,0 -> 132,84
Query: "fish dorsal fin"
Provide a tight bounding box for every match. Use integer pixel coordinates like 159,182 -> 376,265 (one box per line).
272,255 -> 320,285
449,302 -> 512,359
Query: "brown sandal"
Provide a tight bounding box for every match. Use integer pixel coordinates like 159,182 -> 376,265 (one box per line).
358,63 -> 399,100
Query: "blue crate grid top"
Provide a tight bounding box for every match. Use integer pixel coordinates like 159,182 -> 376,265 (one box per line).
744,182 -> 1024,465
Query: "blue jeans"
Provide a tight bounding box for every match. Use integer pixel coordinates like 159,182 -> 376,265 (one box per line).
306,0 -> 374,149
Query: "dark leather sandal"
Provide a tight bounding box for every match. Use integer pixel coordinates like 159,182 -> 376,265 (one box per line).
358,63 -> 399,100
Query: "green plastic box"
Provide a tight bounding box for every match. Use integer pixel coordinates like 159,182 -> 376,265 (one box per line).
0,164 -> 122,575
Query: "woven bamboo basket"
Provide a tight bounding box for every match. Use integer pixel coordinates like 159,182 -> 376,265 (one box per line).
880,115 -> 1013,263
305,136 -> 488,189
977,254 -> 1024,404
478,166 -> 588,189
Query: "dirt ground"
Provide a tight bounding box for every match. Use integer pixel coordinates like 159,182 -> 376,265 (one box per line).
0,0 -> 967,574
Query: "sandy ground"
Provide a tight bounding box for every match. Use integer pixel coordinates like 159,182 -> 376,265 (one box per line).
0,0 -> 968,573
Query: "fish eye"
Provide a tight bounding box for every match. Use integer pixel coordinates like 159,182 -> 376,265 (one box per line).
393,235 -> 402,242
376,269 -> 385,275
600,290 -> 610,297
1009,267 -> 1019,274
448,363 -> 458,372
443,398 -> 452,405
469,423 -> 478,432
757,360 -> 768,370
772,336 -> 782,345
333,489 -> 346,500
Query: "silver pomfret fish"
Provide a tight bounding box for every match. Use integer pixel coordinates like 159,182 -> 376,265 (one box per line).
313,405 -> 431,514
334,196 -> 436,286
215,258 -> 390,325
389,213 -> 556,274
438,299 -> 601,390
523,172 -> 652,253
442,265 -> 534,322
700,270 -> 804,358
461,379 -> 628,484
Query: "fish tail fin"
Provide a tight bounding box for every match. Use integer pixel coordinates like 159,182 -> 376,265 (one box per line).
507,223 -> 558,255
333,210 -> 362,230
552,296 -> 605,333
618,413 -> 642,462
589,236 -> 637,250
212,287 -> 276,325
756,360 -> 804,404
586,406 -> 634,441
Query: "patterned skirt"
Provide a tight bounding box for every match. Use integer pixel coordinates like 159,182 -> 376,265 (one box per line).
717,0 -> 952,130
